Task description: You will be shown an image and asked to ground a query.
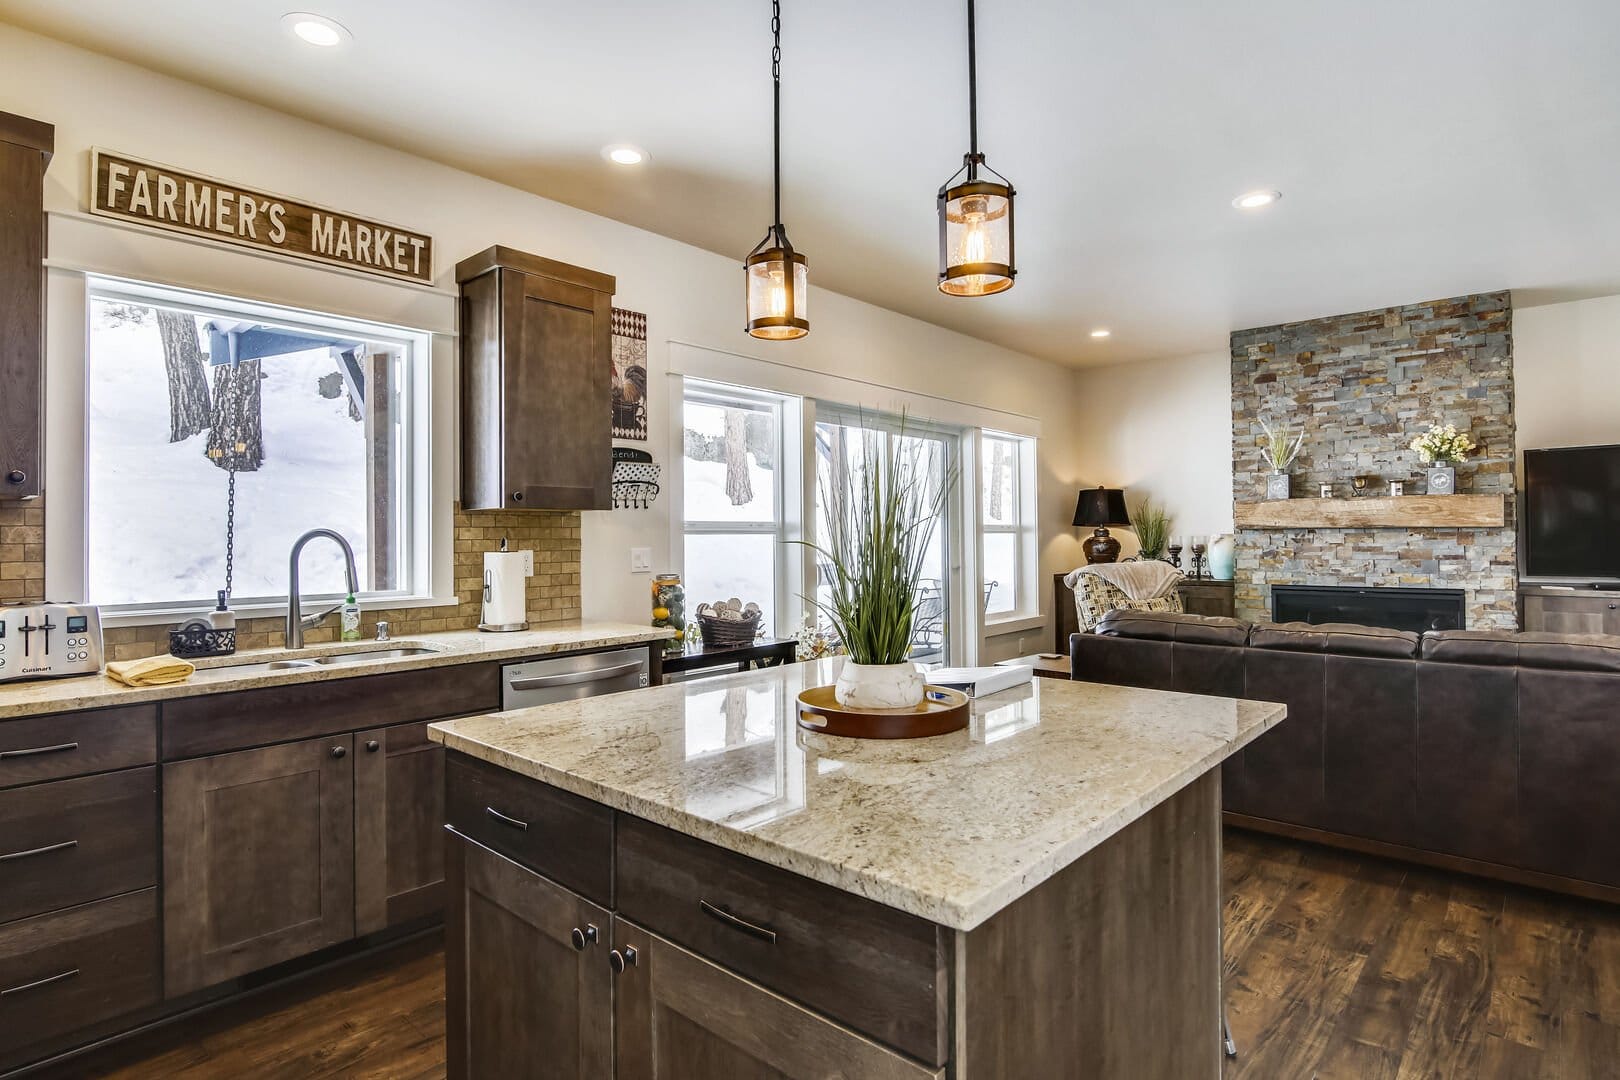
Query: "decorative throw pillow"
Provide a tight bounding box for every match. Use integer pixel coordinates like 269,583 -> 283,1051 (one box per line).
1072,573 -> 1184,633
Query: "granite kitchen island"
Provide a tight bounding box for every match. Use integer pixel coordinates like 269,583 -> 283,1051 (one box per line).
429,659 -> 1285,1079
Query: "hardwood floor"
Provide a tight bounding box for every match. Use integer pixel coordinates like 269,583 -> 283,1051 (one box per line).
77,829 -> 1620,1079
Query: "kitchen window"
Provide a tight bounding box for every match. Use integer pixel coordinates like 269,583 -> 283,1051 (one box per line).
680,380 -> 790,636
980,430 -> 1038,622
83,278 -> 430,615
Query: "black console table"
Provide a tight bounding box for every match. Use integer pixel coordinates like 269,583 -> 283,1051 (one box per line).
660,637 -> 799,681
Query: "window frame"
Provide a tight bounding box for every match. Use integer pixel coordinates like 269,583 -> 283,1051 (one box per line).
678,378 -> 792,637
77,275 -> 435,623
979,429 -> 1041,629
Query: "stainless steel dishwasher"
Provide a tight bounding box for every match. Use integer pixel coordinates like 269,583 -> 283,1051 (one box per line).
501,647 -> 651,708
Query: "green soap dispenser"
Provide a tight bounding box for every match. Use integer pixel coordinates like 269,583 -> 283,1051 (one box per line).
340,592 -> 361,641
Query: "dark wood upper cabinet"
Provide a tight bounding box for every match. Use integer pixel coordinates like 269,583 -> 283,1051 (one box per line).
0,111 -> 53,501
457,246 -> 615,511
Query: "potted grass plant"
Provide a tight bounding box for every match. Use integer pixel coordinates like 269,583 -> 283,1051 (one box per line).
1131,498 -> 1172,561
799,418 -> 955,709
1259,417 -> 1306,499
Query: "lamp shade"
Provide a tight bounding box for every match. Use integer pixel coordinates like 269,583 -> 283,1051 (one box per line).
1073,487 -> 1131,528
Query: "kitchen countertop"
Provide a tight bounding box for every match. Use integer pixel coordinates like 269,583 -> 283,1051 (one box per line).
0,622 -> 672,720
428,659 -> 1286,930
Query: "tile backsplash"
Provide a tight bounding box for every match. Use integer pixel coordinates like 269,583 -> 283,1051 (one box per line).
91,504 -> 581,661
0,497 -> 46,605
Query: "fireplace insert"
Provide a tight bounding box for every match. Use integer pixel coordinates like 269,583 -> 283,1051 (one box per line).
1270,585 -> 1465,632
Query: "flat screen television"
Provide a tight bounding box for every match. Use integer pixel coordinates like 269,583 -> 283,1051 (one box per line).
1523,444 -> 1620,583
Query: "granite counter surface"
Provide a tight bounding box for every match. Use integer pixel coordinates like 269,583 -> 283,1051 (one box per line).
429,660 -> 1285,930
0,622 -> 672,720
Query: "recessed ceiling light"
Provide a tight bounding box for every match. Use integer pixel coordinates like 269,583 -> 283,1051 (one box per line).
282,12 -> 350,48
602,144 -> 647,166
1232,189 -> 1282,210
1089,328 -> 1111,339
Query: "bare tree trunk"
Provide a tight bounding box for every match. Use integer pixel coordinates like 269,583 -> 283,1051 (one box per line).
155,309 -> 212,442
988,438 -> 1007,521
207,361 -> 265,472
723,408 -> 752,506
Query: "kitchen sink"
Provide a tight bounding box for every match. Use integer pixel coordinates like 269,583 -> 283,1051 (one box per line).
199,645 -> 445,676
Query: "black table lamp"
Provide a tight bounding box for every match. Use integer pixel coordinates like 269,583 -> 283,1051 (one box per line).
1073,486 -> 1131,564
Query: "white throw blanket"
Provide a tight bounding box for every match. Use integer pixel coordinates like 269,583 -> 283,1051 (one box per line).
1064,561 -> 1183,602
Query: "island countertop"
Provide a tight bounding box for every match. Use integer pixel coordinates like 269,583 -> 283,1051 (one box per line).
428,659 -> 1285,931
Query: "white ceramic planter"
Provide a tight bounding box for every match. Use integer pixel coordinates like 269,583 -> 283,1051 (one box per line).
834,661 -> 926,710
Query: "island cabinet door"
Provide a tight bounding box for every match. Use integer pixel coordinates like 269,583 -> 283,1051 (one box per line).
445,831 -> 612,1080
162,735 -> 356,997
611,917 -> 943,1080
354,721 -> 446,935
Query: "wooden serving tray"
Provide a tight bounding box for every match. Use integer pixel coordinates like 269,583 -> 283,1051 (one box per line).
795,685 -> 970,740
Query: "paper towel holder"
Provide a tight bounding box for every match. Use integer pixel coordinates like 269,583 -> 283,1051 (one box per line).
479,545 -> 531,633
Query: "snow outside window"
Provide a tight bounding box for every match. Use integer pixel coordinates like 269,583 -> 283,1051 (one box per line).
85,282 -> 424,613
681,380 -> 788,637
981,431 -> 1037,621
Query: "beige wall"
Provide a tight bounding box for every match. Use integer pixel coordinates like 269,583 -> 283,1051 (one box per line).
1069,351 -> 1234,559
1515,294 -> 1620,459
0,23 -> 1081,659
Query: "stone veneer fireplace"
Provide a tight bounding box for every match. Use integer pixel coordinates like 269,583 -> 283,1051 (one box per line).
1231,292 -> 1518,631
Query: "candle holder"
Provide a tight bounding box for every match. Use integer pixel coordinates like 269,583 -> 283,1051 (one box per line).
1189,536 -> 1208,581
1167,543 -> 1183,569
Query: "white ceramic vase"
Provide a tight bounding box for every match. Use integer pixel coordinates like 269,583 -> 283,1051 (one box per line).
834,660 -> 926,710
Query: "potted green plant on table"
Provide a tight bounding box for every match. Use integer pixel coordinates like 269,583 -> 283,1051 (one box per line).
1408,422 -> 1475,495
800,419 -> 955,709
1130,499 -> 1172,561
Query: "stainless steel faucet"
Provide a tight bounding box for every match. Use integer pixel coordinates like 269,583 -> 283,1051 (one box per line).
286,528 -> 360,649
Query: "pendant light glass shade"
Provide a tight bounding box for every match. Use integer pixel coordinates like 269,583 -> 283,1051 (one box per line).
939,174 -> 1015,296
745,230 -> 809,340
938,0 -> 1016,297
745,0 -> 809,340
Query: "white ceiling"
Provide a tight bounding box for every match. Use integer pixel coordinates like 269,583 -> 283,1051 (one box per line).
5,0 -> 1620,366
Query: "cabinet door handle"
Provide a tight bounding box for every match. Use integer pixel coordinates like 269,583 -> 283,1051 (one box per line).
484,806 -> 529,832
699,900 -> 778,945
330,745 -> 347,759
571,924 -> 599,951
609,946 -> 639,974
365,740 -> 380,752
0,741 -> 78,761
1,968 -> 79,998
0,839 -> 78,864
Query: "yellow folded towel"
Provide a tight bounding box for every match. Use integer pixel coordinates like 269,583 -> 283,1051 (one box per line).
106,655 -> 196,687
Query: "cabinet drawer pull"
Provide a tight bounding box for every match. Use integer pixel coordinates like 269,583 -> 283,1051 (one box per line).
485,806 -> 529,832
699,899 -> 778,944
0,741 -> 79,761
1,968 -> 79,998
0,839 -> 78,863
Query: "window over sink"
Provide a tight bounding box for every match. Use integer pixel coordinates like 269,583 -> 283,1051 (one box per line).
83,278 -> 431,616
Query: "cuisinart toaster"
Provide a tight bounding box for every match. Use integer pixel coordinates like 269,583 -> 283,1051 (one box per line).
0,603 -> 104,682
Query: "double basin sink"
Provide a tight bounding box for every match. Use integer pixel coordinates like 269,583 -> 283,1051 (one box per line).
197,644 -> 445,677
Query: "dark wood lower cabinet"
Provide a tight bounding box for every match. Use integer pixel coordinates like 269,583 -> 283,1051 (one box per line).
355,721 -> 446,934
611,918 -> 941,1080
446,830 -> 612,1080
162,735 -> 357,996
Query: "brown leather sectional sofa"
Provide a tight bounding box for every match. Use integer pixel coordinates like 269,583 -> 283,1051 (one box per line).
1071,610 -> 1620,902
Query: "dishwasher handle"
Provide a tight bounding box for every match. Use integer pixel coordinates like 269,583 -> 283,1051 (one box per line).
507,660 -> 644,692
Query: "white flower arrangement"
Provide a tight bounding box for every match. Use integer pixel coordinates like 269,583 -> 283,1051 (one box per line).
1258,417 -> 1306,472
1409,423 -> 1475,465
794,614 -> 843,661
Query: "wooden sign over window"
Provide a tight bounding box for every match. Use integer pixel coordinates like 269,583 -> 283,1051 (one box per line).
89,149 -> 434,285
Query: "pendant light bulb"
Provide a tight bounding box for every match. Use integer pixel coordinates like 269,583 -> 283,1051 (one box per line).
938,0 -> 1016,297
745,0 -> 809,339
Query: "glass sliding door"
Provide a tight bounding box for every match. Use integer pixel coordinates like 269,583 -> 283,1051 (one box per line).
811,409 -> 961,665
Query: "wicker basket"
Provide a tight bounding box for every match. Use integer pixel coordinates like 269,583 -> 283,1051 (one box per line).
697,611 -> 762,647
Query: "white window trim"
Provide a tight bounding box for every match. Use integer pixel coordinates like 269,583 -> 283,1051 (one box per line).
54,274 -> 449,626
980,430 -> 1041,633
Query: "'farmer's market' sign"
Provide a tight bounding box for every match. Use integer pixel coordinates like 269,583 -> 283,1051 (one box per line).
90,149 -> 433,285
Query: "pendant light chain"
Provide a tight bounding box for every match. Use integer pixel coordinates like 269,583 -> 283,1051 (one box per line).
772,0 -> 782,228
966,0 -> 978,164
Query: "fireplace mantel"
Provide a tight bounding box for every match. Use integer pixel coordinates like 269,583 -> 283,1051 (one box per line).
1233,494 -> 1506,530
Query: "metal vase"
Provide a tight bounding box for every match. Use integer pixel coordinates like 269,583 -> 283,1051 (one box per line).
1426,466 -> 1457,495
1266,471 -> 1291,500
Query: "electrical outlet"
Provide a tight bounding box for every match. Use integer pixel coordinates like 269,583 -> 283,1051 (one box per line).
520,549 -> 534,576
630,547 -> 652,573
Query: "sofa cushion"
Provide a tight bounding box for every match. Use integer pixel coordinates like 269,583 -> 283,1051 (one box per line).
1422,630 -> 1620,673
1094,610 -> 1249,646
1249,621 -> 1420,659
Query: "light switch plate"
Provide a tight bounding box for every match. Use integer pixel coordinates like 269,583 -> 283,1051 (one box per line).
630,547 -> 652,573
520,549 -> 534,576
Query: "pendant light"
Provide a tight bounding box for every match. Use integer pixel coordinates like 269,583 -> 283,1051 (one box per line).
744,0 -> 809,339
938,0 -> 1016,297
